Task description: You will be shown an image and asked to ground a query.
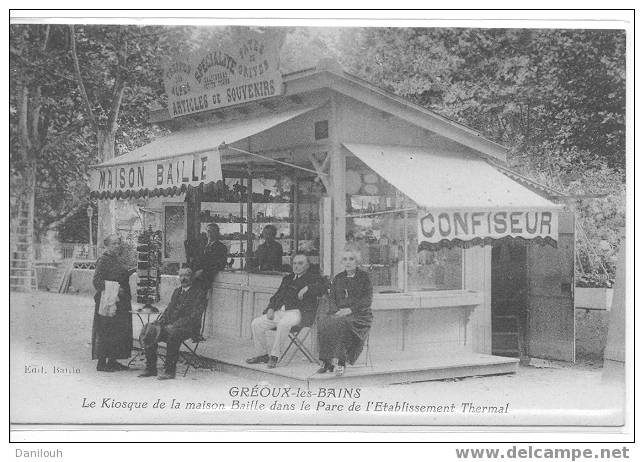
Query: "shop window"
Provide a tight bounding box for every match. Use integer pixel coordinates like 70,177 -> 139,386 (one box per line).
345,169 -> 462,293
346,195 -> 405,292
314,120 -> 329,140
199,176 -> 321,272
407,245 -> 463,291
163,203 -> 187,263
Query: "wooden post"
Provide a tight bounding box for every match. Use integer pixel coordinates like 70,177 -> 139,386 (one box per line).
403,208 -> 409,293
292,180 -> 299,255
329,96 -> 346,276
245,173 -> 253,270
185,186 -> 201,267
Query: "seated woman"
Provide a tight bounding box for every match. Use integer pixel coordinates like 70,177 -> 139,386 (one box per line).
317,247 -> 373,376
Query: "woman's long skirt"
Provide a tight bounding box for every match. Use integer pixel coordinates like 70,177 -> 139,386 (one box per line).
91,294 -> 133,360
318,313 -> 372,365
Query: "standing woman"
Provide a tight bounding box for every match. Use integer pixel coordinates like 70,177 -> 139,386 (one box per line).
317,247 -> 373,376
92,235 -> 134,372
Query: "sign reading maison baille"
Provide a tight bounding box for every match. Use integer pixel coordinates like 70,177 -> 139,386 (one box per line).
90,151 -> 223,194
163,31 -> 283,118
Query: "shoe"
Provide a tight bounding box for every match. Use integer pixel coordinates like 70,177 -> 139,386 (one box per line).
316,362 -> 334,374
107,361 -> 129,371
138,370 -> 157,378
97,363 -> 115,372
267,356 -> 278,369
335,365 -> 345,377
245,354 -> 269,364
157,372 -> 176,380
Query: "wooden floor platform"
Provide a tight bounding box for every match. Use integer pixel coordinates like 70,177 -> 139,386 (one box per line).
190,336 -> 519,388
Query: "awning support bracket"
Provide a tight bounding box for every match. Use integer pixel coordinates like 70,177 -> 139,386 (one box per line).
221,144 -> 329,179
344,207 -> 417,219
307,151 -> 331,191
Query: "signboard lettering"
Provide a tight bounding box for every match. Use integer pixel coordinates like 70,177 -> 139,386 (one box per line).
418,209 -> 558,245
163,30 -> 283,118
90,152 -> 222,194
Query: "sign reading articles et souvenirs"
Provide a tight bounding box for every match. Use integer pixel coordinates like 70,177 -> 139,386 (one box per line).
163,29 -> 283,118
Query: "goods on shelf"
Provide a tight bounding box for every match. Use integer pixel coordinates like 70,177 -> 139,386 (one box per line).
199,210 -> 248,223
136,226 -> 162,311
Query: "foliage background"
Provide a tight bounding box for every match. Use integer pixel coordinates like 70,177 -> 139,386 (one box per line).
10,25 -> 626,287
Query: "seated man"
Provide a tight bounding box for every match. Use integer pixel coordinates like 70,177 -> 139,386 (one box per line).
246,253 -> 326,368
138,267 -> 207,380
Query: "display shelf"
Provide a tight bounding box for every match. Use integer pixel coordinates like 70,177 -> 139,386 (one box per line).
200,220 -> 296,224
135,226 -> 162,310
250,220 -> 294,224
199,177 -> 321,269
200,220 -> 249,224
220,238 -> 296,241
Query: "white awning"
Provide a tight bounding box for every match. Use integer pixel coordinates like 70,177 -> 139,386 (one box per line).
343,144 -> 562,249
90,106 -> 317,198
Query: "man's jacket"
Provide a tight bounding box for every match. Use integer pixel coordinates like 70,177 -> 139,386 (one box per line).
264,271 -> 328,327
159,286 -> 207,336
195,240 -> 228,281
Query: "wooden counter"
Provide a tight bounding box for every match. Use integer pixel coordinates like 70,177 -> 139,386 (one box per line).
205,271 -> 286,341
205,271 -> 483,358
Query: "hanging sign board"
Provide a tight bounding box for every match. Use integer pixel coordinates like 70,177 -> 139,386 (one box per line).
163,29 -> 284,118
90,151 -> 223,194
417,208 -> 559,247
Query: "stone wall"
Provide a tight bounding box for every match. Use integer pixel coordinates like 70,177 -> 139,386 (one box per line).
35,265 -> 59,291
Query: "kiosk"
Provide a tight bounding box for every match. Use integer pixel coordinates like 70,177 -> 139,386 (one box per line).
90,46 -> 574,384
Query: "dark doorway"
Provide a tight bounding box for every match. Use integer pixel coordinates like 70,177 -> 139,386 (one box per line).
524,213 -> 576,362
491,242 -> 528,359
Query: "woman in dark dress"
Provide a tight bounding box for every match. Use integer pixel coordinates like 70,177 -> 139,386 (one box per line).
92,235 -> 134,372
317,248 -> 373,376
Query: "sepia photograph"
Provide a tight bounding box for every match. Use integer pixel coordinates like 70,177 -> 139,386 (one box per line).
8,10 -> 631,439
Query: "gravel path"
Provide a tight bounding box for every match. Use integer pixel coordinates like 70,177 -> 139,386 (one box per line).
10,291 -> 624,427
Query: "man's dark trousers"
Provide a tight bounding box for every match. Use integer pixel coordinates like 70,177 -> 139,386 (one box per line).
143,324 -> 192,375
141,285 -> 206,376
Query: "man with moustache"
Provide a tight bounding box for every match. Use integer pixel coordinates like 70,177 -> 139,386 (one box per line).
138,267 -> 207,380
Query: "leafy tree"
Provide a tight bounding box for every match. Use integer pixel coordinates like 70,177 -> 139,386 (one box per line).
331,27 -> 626,285
11,25 -> 626,286
10,24 -> 92,241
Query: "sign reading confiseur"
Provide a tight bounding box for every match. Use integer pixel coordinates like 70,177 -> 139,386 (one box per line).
163,30 -> 283,118
418,208 -> 559,246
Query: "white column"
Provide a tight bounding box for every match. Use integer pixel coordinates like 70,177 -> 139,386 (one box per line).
328,96 -> 346,276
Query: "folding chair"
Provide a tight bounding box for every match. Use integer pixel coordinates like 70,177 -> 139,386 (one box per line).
362,331 -> 373,368
179,309 -> 213,376
273,292 -> 329,366
278,324 -> 317,366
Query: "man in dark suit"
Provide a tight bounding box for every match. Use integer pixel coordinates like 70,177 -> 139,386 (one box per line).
193,223 -> 228,292
139,267 -> 207,380
246,253 -> 326,368
252,224 -> 284,271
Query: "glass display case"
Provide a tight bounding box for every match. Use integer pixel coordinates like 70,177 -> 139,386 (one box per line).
199,176 -> 321,271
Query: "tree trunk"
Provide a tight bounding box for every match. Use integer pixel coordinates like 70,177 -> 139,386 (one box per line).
97,129 -> 116,161
10,160 -> 36,263
95,129 -> 118,253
